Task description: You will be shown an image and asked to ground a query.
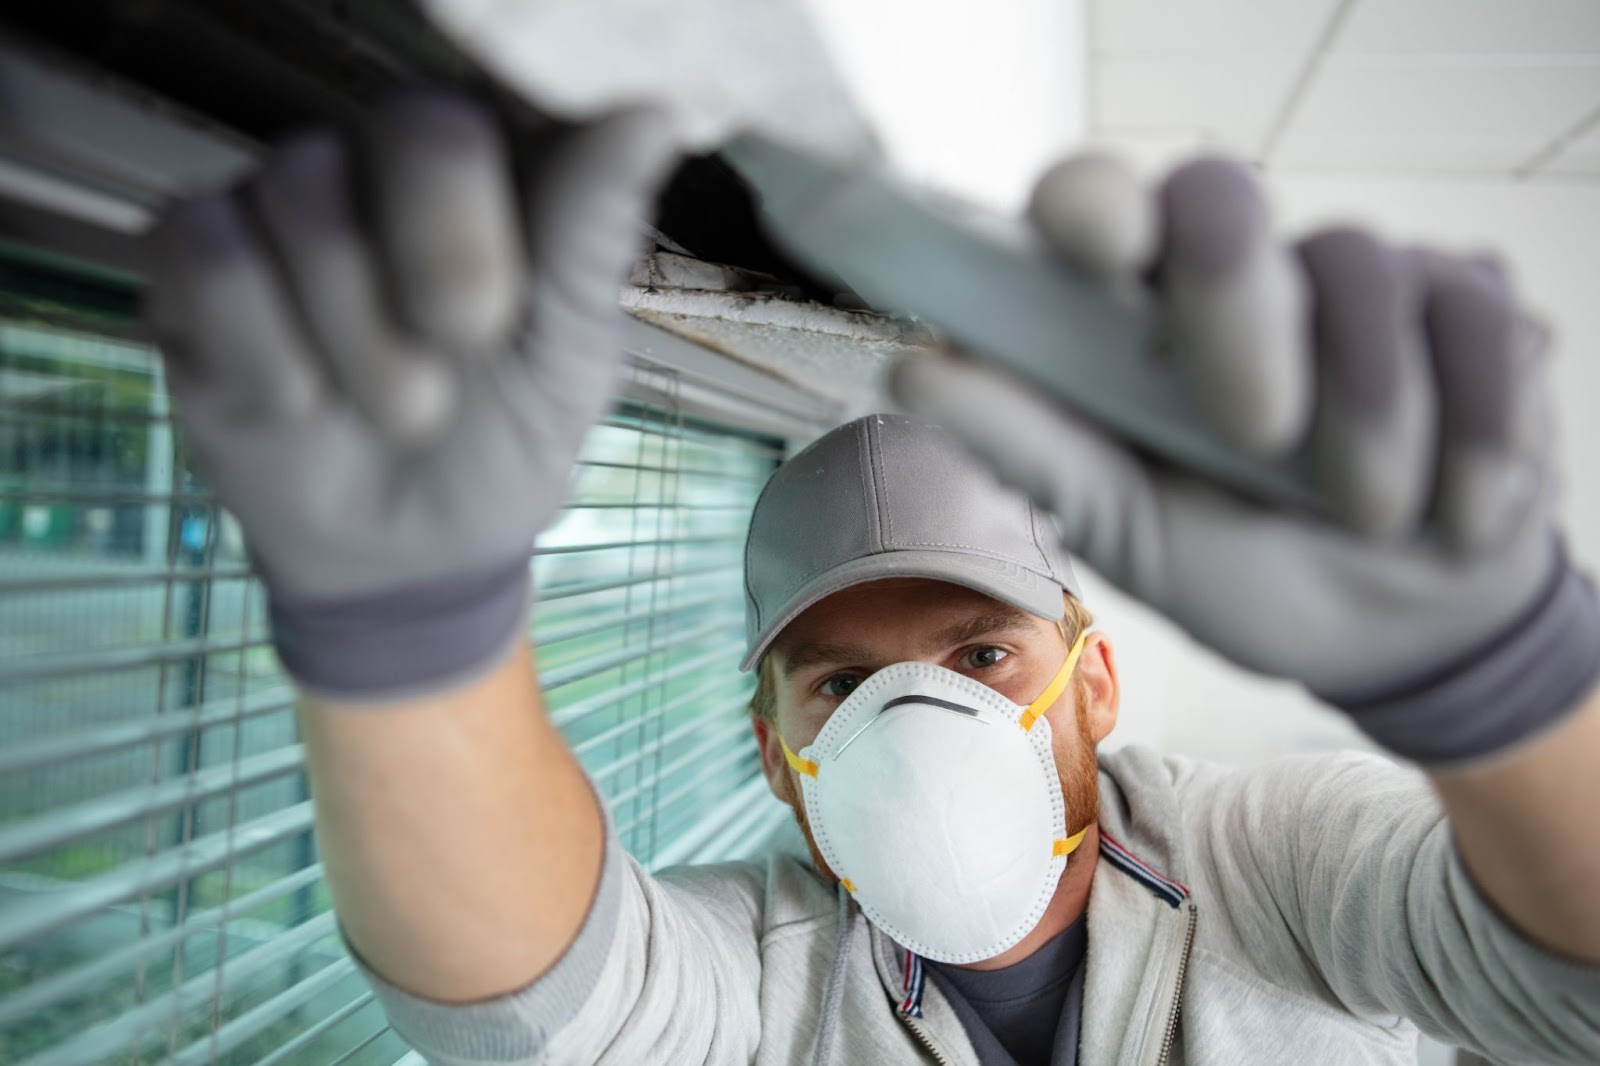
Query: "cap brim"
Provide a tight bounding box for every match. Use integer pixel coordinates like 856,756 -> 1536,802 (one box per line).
740,549 -> 1069,671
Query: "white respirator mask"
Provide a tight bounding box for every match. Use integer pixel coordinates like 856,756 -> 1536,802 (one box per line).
780,631 -> 1090,964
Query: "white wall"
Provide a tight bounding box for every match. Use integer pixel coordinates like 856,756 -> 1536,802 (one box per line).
804,0 -> 1087,211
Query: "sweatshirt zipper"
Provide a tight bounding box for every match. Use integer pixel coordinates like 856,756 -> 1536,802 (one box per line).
1154,903 -> 1198,1066
899,1010 -> 955,1066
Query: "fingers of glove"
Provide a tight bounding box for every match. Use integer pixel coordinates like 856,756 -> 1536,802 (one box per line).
515,107 -> 680,437
1297,228 -> 1437,539
365,94 -> 525,353
250,130 -> 458,446
1028,153 -> 1158,286
145,193 -> 323,422
1158,158 -> 1313,455
890,354 -> 1172,605
1413,248 -> 1537,553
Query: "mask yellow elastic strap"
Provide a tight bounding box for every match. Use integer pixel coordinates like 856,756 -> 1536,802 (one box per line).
1019,629 -> 1089,733
1052,825 -> 1089,858
780,735 -> 819,777
779,737 -> 839,884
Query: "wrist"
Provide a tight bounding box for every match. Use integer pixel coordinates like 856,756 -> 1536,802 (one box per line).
268,559 -> 533,701
1324,553 -> 1600,766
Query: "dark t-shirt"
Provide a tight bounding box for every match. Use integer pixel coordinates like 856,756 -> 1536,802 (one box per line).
924,917 -> 1089,1066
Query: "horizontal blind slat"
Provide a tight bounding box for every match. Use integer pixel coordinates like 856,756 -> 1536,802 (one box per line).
251,989 -> 377,1066
628,771 -> 769,856
539,615 -> 743,692
3,583 -> 740,682
328,1022 -> 395,1065
616,743 -> 762,831
533,590 -> 728,648
560,501 -> 749,511
0,632 -> 269,685
0,685 -> 296,776
13,911 -> 340,1066
594,414 -> 786,457
0,743 -> 305,865
0,564 -> 255,596
685,796 -> 791,869
646,776 -> 783,871
587,696 -> 752,786
537,560 -> 741,603
573,457 -> 769,483
0,862 -> 324,1029
0,484 -> 213,507
570,677 -> 746,757
167,955 -> 360,1066
649,768 -> 775,847
0,802 -> 315,954
606,727 -> 758,812
533,533 -> 744,557
546,644 -> 743,729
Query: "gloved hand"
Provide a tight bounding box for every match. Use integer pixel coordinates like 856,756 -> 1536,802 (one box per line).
891,154 -> 1600,765
145,94 -> 676,699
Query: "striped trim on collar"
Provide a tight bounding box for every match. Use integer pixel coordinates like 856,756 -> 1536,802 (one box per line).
1099,830 -> 1190,908
899,947 -> 925,1017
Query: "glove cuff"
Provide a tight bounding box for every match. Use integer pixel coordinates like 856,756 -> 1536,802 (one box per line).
268,559 -> 532,701
1328,556 -> 1600,765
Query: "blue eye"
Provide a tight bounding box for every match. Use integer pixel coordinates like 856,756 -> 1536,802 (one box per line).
965,646 -> 1009,669
820,674 -> 862,698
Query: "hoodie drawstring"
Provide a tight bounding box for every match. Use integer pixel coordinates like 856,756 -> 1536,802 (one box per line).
809,881 -> 858,1066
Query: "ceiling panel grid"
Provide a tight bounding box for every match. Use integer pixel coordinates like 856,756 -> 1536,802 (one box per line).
1089,0 -> 1600,181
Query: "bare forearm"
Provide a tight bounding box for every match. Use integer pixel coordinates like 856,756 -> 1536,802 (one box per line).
298,641 -> 603,1002
1431,682 -> 1600,964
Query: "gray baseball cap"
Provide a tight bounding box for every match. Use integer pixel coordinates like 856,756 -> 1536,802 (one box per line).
741,413 -> 1082,671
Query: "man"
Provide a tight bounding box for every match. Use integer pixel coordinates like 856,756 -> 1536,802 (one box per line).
146,93 -> 1600,1064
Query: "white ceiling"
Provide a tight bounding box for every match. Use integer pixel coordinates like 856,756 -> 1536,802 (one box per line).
1090,0 -> 1600,181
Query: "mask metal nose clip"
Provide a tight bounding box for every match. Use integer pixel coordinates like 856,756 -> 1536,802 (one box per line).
833,693 -> 987,759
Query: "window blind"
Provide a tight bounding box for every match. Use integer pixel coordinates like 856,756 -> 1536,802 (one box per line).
0,307 -> 817,1064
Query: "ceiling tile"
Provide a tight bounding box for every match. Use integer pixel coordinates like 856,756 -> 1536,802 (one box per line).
1094,54 -> 1303,153
1274,57 -> 1600,170
1092,130 -> 1221,176
1338,0 -> 1600,53
1541,119 -> 1600,176
1093,0 -> 1339,54
1273,142 -> 1528,174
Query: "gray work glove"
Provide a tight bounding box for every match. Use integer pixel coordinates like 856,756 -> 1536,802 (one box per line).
892,155 -> 1600,765
146,95 -> 676,698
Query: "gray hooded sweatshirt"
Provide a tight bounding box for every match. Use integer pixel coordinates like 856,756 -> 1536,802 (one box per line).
354,747 -> 1600,1065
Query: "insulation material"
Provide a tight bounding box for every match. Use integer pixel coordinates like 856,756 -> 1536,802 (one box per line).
623,253 -> 937,415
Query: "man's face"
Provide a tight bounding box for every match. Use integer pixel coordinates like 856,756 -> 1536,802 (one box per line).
751,577 -> 1119,878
